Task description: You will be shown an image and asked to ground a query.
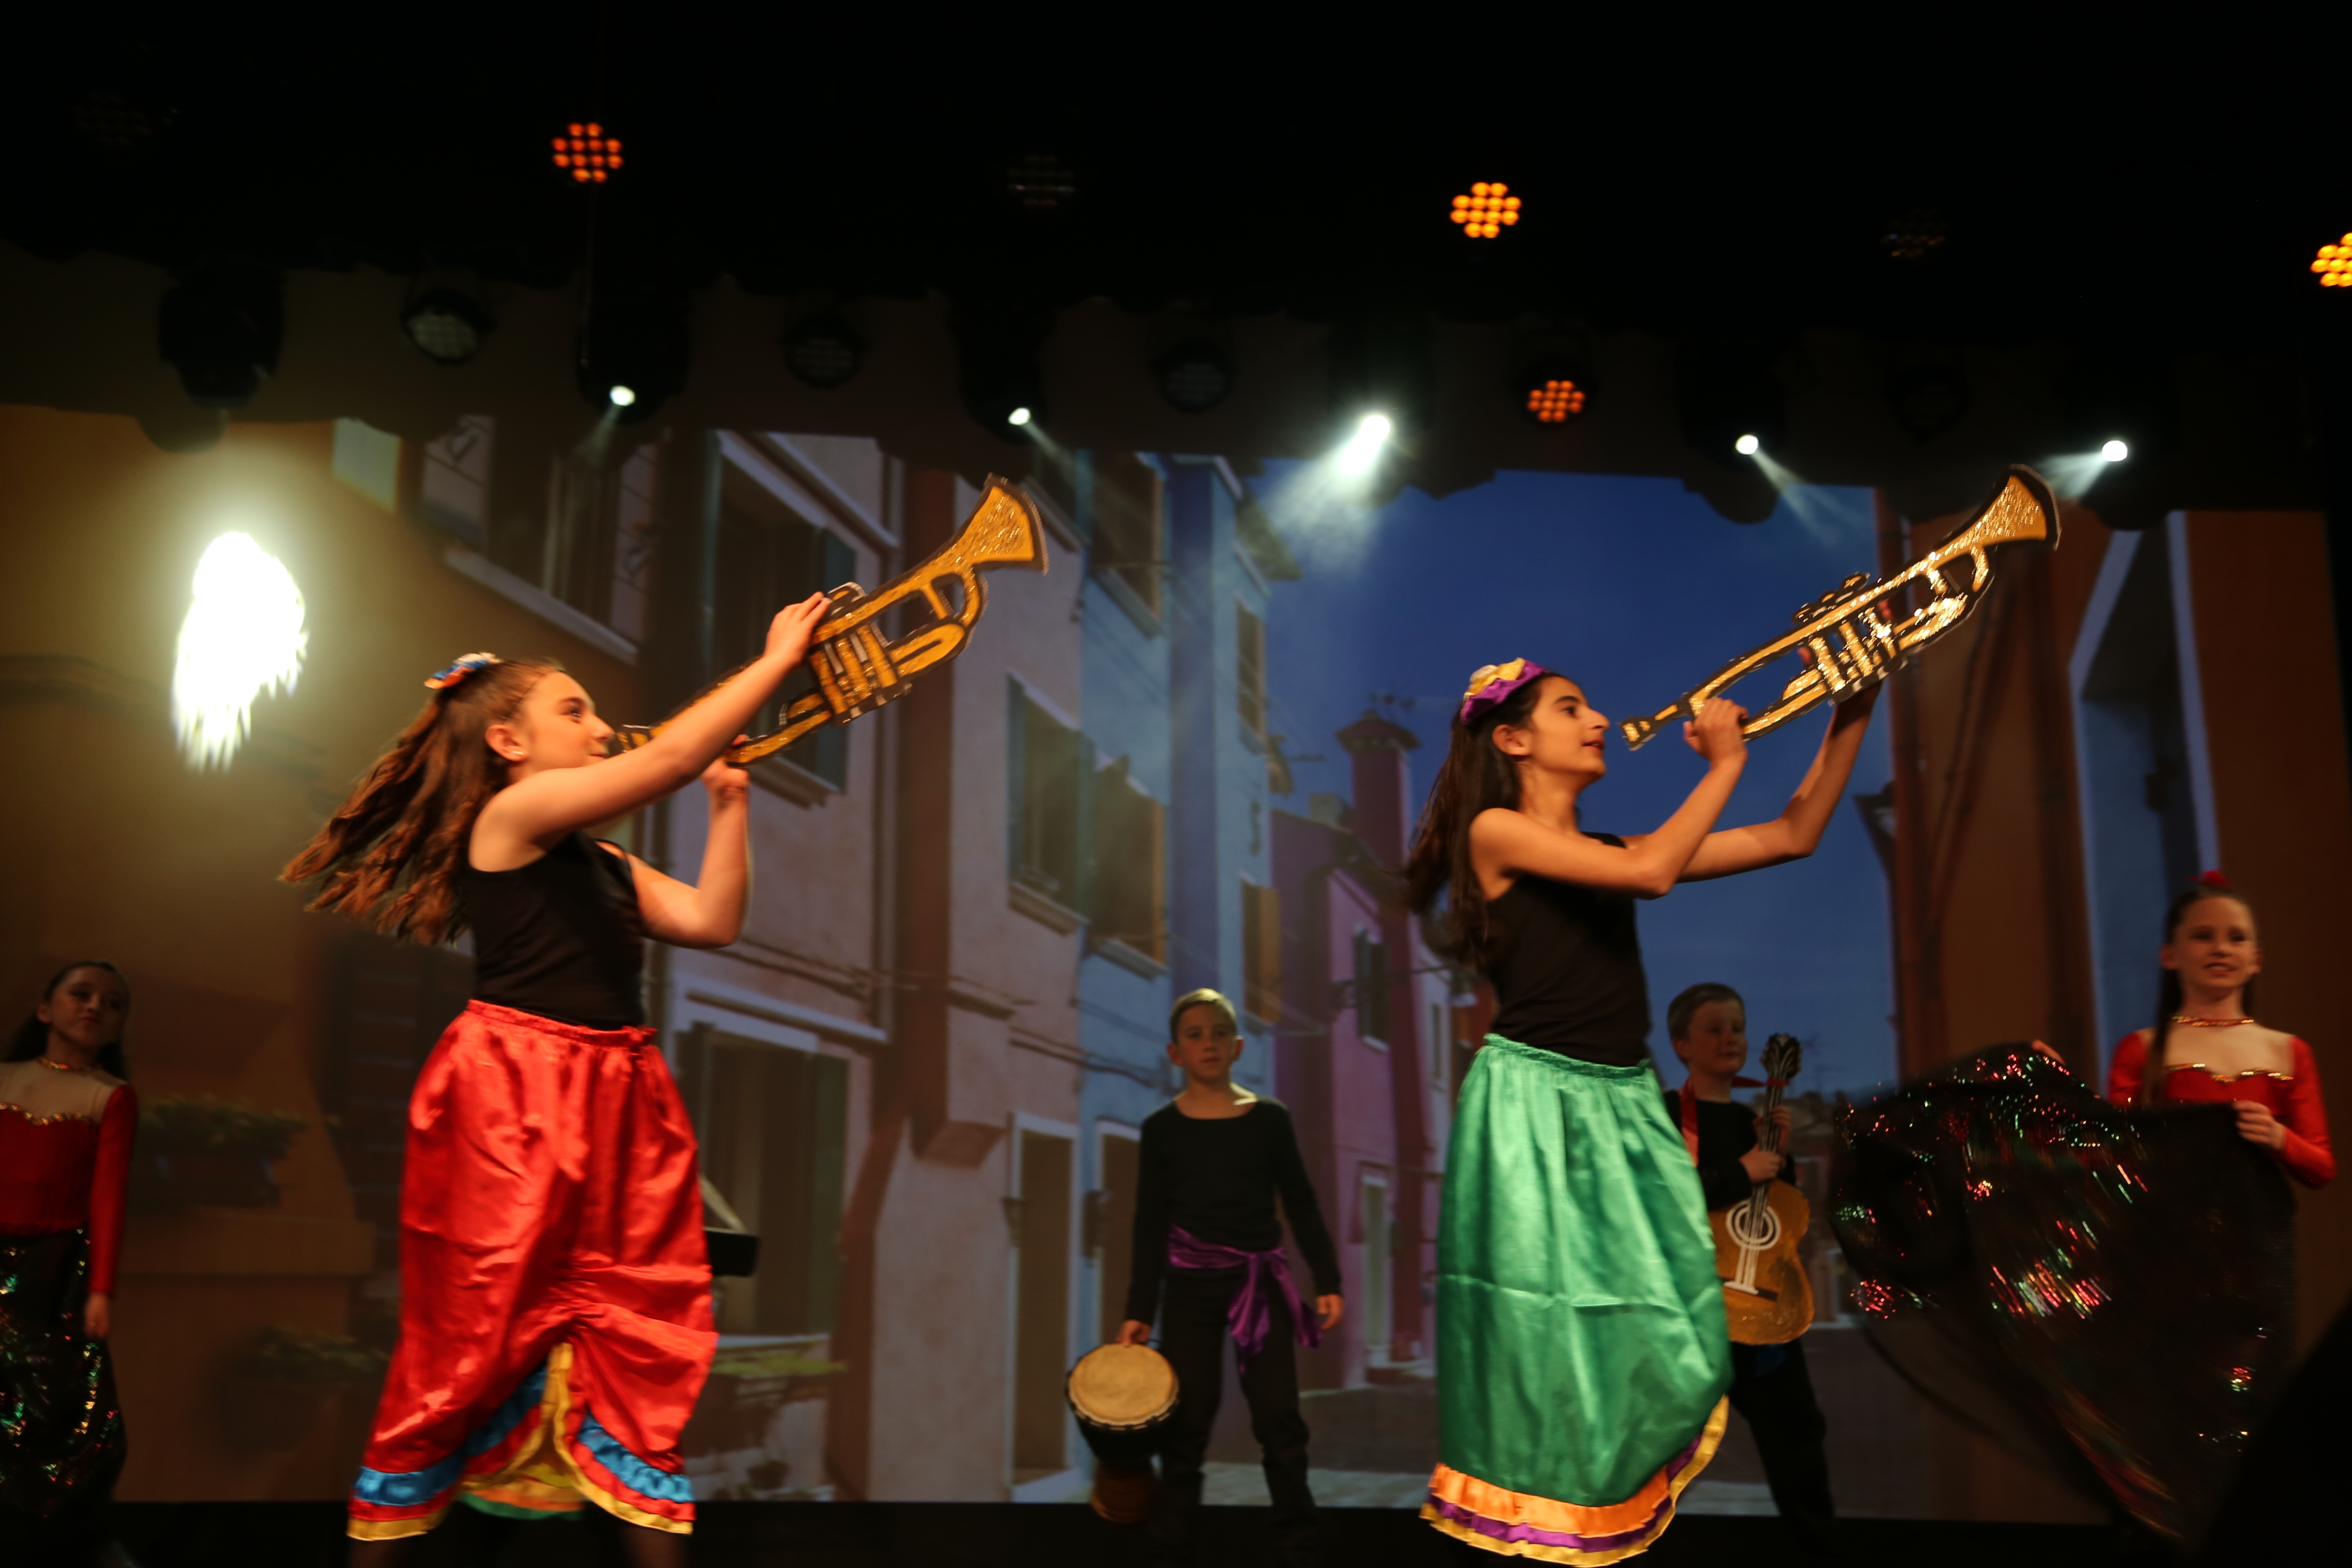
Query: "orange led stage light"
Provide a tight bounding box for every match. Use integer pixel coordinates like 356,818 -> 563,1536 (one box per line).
1450,182 -> 1520,238
552,122 -> 624,184
1525,378 -> 1586,424
2313,233 -> 2352,287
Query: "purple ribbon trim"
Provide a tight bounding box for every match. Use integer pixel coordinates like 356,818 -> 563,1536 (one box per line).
1166,1225 -> 1320,1368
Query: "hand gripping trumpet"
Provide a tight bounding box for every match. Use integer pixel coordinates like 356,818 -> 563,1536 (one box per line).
1620,465 -> 2059,750
619,475 -> 1048,766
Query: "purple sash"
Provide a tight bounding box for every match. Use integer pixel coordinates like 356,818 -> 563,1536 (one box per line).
1167,1225 -> 1321,1367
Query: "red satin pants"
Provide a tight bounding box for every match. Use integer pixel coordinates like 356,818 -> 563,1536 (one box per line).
347,1002 -> 714,1539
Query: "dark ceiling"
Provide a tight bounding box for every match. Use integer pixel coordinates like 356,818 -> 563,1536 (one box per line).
3,15 -> 2347,522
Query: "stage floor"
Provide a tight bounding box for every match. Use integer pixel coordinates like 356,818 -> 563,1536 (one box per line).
87,1501 -> 2105,1567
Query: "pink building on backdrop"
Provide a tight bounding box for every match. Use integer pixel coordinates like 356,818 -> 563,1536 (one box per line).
1269,711 -> 1458,1389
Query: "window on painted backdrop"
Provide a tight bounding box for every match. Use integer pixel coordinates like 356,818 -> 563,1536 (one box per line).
674,1027 -> 848,1337
415,416 -> 655,643
1091,453 -> 1164,627
1242,882 -> 1280,1025
1353,930 -> 1391,1044
1008,682 -> 1085,912
1236,603 -> 1267,744
1091,757 -> 1165,962
714,486 -> 854,789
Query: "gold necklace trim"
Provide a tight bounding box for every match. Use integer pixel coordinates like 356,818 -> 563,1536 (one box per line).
34,1054 -> 90,1072
2168,1014 -> 2256,1028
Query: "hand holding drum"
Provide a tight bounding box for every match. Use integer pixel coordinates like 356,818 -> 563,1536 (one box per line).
1067,1342 -> 1179,1524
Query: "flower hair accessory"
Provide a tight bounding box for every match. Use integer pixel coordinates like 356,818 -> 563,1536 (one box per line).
1458,659 -> 1551,726
424,652 -> 501,691
2196,869 -> 2231,890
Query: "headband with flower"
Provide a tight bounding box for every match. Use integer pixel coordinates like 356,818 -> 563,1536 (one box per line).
424,652 -> 501,691
1458,658 -> 1553,726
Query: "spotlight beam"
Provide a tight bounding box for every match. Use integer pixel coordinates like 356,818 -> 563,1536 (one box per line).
1332,413 -> 1392,479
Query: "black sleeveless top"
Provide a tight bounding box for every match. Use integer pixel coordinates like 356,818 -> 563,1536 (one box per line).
465,833 -> 647,1029
1485,832 -> 1651,1066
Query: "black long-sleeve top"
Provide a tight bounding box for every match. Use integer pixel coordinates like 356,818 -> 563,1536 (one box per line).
1666,1088 -> 1794,1211
1122,1098 -> 1341,1326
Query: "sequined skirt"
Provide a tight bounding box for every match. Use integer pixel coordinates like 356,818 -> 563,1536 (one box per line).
1833,1043 -> 2297,1547
0,1227 -> 126,1518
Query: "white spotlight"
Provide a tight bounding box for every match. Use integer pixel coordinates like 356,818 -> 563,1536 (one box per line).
172,533 -> 308,770
1008,406 -> 1033,427
2101,438 -> 2128,462
609,385 -> 637,408
1334,412 -> 1393,478
1735,433 -> 1761,456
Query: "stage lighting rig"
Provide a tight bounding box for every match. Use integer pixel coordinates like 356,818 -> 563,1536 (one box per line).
1674,337 -> 1786,467
1007,153 -> 1077,214
159,259 -> 283,409
1884,352 -> 1969,443
953,307 -> 1052,435
1450,183 -> 1521,239
1516,356 -> 1592,426
2312,233 -> 2352,287
1880,206 -> 1949,263
1329,312 -> 1435,436
576,297 -> 688,423
782,309 -> 864,389
1155,339 -> 1234,414
401,287 -> 495,367
552,122 -> 624,184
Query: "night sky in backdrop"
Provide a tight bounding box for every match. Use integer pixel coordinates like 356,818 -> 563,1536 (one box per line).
1263,465 -> 1897,1099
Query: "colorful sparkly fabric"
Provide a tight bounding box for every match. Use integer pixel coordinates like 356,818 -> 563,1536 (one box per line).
0,1228 -> 125,1518
1832,1043 -> 2296,1546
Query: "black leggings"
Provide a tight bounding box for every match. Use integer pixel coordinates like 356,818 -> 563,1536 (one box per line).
1729,1339 -> 1834,1551
1151,1271 -> 1314,1547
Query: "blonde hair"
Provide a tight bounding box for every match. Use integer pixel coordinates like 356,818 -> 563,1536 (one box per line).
1168,988 -> 1240,1041
282,658 -> 564,944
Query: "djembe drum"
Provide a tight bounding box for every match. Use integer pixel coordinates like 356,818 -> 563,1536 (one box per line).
1066,1343 -> 1179,1524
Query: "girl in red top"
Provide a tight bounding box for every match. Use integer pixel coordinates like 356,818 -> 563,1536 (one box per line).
0,960 -> 136,1544
2107,874 -> 2334,1190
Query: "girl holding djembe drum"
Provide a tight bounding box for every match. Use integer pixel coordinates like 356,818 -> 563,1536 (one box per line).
1405,661 -> 1876,1562
1115,988 -> 1342,1568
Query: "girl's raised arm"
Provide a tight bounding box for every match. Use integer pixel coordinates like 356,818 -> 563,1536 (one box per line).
1488,698 -> 1750,898
1674,685 -> 1878,882
485,593 -> 830,845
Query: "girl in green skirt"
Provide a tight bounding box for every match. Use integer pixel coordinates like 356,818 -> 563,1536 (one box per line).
1405,661 -> 1876,1562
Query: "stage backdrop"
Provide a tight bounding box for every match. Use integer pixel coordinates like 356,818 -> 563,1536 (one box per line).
1,403 -> 2342,1524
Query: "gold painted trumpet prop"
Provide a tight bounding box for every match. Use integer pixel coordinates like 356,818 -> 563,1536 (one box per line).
1620,465 -> 2059,751
619,475 -> 1048,766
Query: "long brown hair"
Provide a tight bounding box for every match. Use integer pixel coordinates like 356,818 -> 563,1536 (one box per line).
281,658 -> 564,944
1404,675 -> 1555,971
2144,876 -> 2260,1102
5,960 -> 132,1079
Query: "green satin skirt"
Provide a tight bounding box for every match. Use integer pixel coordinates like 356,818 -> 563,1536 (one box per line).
1427,1038 -> 1729,1559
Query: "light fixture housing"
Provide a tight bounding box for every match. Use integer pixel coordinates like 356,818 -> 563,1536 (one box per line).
159,259 -> 283,409
781,309 -> 864,389
576,297 -> 689,423
401,288 -> 494,367
952,307 -> 1052,437
1516,355 -> 1593,427
1154,339 -> 1234,414
1674,337 -> 1788,467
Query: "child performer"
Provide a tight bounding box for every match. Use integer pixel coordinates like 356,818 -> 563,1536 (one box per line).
284,591 -> 829,1566
2108,873 -> 2332,1190
1663,982 -> 1835,1557
0,962 -> 135,1557
1115,988 -> 1343,1568
1405,661 -> 1875,1562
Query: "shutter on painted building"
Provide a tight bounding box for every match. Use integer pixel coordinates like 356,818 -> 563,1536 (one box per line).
1237,603 -> 1267,742
1091,756 -> 1167,961
1243,883 -> 1281,1024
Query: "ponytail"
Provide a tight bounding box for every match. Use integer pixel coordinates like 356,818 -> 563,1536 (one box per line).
282,657 -> 562,944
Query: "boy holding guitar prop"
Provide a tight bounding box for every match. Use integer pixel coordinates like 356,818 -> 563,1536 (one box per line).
1666,983 -> 1837,1559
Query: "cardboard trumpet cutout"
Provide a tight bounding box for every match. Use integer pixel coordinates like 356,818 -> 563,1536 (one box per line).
1620,465 -> 2060,750
620,475 -> 1049,766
